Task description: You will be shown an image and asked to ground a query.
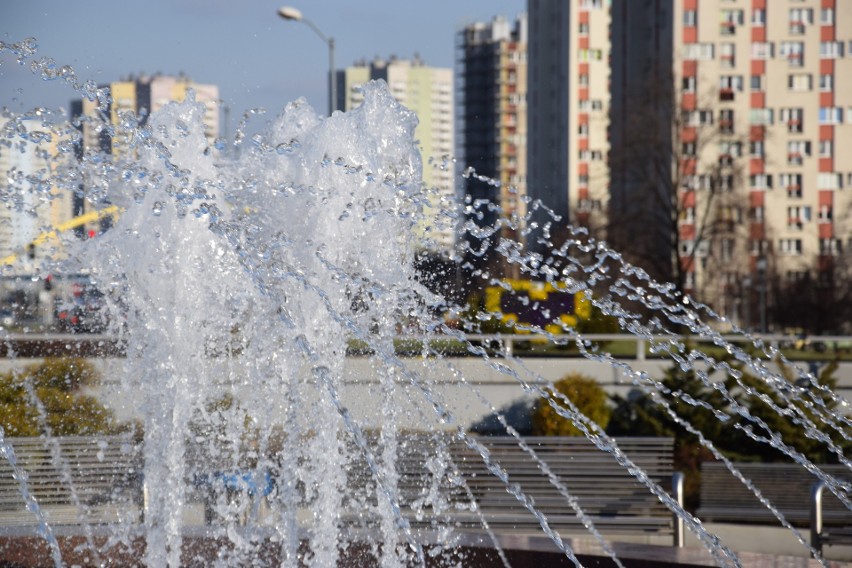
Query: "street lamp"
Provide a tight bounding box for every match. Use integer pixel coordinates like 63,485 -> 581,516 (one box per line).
277,6 -> 336,117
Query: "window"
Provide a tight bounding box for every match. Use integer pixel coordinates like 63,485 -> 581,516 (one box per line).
684,10 -> 697,26
697,175 -> 715,190
684,109 -> 714,126
819,107 -> 843,124
722,9 -> 744,26
750,75 -> 764,91
720,43 -> 736,67
820,74 -> 833,92
819,239 -> 842,256
819,140 -> 833,157
789,8 -> 813,34
719,141 -> 741,158
591,100 -> 603,111
820,42 -> 844,59
817,173 -> 842,189
578,123 -> 589,136
787,140 -> 811,164
719,75 -> 743,91
750,239 -> 771,256
788,74 -> 811,92
749,108 -> 773,125
779,239 -> 803,255
683,43 -> 714,60
719,175 -> 735,192
787,206 -> 811,226
821,8 -> 834,25
750,140 -> 764,157
750,206 -> 765,222
719,109 -> 735,134
780,107 -> 804,132
750,174 -> 773,189
579,74 -> 589,86
682,76 -> 696,92
818,205 -> 833,223
780,42 -> 804,66
751,42 -> 774,60
752,9 -> 766,26
578,48 -> 604,61
683,142 -> 696,156
780,173 -> 803,190
579,22 -> 589,35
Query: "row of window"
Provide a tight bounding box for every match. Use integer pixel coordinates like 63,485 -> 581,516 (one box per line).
680,171 -> 847,193
680,138 -> 838,166
678,238 -> 844,260
682,107 -> 851,127
683,41 -> 847,63
684,8 -> 837,30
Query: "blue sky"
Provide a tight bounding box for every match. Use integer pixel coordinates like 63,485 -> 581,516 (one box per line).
1,0 -> 524,131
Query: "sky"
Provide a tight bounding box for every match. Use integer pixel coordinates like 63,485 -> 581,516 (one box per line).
1,0 -> 524,133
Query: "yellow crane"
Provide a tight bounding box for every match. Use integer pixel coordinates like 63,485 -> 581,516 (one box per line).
1,206 -> 123,266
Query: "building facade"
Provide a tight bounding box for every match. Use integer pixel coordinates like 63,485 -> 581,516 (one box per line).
607,0 -> 852,329
72,74 -> 220,236
457,14 -> 528,277
528,0 -> 610,255
336,56 -> 455,253
0,117 -> 75,270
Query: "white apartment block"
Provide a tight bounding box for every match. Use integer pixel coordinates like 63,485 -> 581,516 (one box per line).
670,0 -> 852,324
338,56 -> 455,253
0,117 -> 75,272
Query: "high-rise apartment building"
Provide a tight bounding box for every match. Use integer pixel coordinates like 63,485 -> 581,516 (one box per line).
611,1 -> 852,329
457,14 -> 528,275
528,0 -> 609,255
0,117 -> 75,270
75,74 -> 220,158
71,74 -> 220,235
336,56 -> 455,253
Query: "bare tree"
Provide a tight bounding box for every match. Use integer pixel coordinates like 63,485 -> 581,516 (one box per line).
608,77 -> 748,307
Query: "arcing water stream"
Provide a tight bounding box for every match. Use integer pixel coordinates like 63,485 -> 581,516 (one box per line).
1,38 -> 850,567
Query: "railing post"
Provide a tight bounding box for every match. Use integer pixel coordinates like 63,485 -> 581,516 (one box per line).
505,336 -> 513,358
637,339 -> 646,361
672,471 -> 685,548
811,481 -> 825,555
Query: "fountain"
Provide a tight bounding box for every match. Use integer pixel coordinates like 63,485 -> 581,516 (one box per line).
1,38 -> 850,567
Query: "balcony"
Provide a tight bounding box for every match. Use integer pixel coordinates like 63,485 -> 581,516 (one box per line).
720,89 -> 735,102
720,22 -> 736,36
787,120 -> 803,134
788,153 -> 804,166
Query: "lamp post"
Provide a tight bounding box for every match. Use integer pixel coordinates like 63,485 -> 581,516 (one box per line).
277,6 -> 336,117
